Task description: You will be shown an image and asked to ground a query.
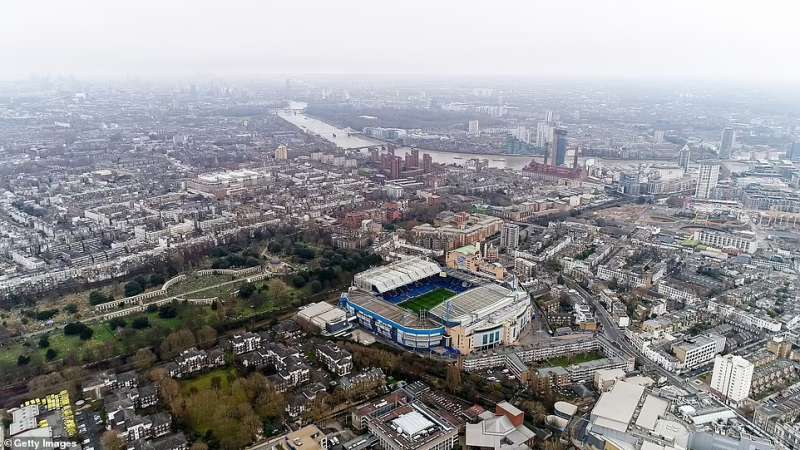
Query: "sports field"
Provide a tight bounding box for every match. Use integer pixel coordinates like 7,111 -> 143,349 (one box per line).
399,288 -> 455,313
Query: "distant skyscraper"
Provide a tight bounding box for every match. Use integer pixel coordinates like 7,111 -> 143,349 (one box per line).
500,223 -> 521,250
545,111 -> 554,123
468,120 -> 480,136
620,172 -> 641,195
654,130 -> 665,144
390,156 -> 402,179
406,149 -> 419,168
679,145 -> 691,173
274,144 -> 289,160
719,127 -> 736,159
695,160 -> 720,199
548,127 -> 567,166
422,153 -> 433,173
536,121 -> 552,148
710,354 -> 753,403
787,142 -> 800,162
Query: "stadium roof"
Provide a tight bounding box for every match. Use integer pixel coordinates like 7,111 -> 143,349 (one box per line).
354,257 -> 441,294
428,284 -> 515,324
345,288 -> 441,330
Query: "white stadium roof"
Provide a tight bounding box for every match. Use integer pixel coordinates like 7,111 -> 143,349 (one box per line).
428,284 -> 516,324
353,257 -> 441,294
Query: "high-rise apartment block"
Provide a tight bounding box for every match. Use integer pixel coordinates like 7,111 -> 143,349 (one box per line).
710,354 -> 753,403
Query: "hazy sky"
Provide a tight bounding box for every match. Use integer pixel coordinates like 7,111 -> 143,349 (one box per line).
2,0 -> 799,83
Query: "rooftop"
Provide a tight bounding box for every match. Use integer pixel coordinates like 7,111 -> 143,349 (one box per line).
345,288 -> 441,330
590,381 -> 646,433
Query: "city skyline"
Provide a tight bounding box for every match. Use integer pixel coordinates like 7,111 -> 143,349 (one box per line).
3,3 -> 800,450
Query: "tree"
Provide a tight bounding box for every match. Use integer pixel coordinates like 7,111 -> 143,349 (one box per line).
159,377 -> 181,408
89,291 -> 108,305
79,327 -> 94,341
195,326 -> 218,349
248,291 -> 267,309
124,281 -> 144,297
309,280 -> 323,293
267,279 -> 290,305
158,305 -> 178,319
133,348 -> 157,371
17,355 -> 30,366
64,322 -> 91,337
38,334 -> 50,348
148,367 -> 168,383
101,431 -> 125,450
149,274 -> 165,287
46,348 -> 58,361
255,383 -> 286,421
131,317 -> 150,329
160,328 -> 197,359
446,365 -> 462,393
291,274 -> 307,288
64,303 -> 78,314
267,241 -> 282,254
109,317 -> 126,330
238,282 -> 255,299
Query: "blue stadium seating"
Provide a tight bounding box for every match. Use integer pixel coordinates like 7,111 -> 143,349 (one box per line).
380,276 -> 472,304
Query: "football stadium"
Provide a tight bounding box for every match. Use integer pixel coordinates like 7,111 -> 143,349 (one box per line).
340,257 -> 532,355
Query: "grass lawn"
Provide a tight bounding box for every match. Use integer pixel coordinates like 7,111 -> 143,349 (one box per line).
145,312 -> 184,330
400,288 -> 455,313
48,322 -> 115,353
542,351 -> 603,368
165,274 -> 235,296
181,367 -> 238,394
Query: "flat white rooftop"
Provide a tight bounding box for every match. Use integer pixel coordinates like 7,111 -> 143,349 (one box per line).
635,395 -> 669,431
392,411 -> 434,437
590,381 -> 645,433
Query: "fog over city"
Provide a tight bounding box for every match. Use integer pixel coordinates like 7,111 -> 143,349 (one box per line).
5,3 -> 800,450
3,0 -> 800,82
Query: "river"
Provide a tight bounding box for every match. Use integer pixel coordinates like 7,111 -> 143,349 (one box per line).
279,103 -> 697,171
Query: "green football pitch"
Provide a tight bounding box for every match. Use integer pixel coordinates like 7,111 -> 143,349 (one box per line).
399,288 -> 456,313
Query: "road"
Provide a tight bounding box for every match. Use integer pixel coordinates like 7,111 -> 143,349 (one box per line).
566,277 -> 776,442
564,278 -> 694,393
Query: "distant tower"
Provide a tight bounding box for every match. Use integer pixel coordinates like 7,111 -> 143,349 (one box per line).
654,130 -> 665,144
572,144 -> 580,169
695,160 -> 720,199
719,128 -> 736,159
405,149 -> 419,168
788,142 -> 800,162
545,111 -> 554,123
390,156 -> 402,179
500,223 -> 521,250
536,122 -> 552,148
679,145 -> 691,173
549,127 -> 567,166
468,120 -> 480,136
274,144 -> 289,161
422,153 -> 433,173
